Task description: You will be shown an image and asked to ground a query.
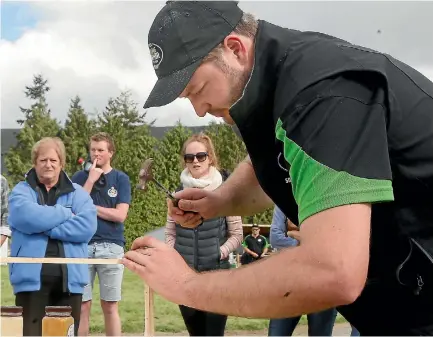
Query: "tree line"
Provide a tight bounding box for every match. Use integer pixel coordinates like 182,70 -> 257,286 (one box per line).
3,75 -> 274,247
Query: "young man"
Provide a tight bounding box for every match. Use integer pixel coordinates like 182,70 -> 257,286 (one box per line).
122,1 -> 433,335
72,132 -> 131,336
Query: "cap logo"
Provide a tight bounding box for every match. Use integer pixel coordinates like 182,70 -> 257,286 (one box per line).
149,43 -> 163,70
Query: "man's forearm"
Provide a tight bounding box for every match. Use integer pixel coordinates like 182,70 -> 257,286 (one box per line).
83,179 -> 95,193
0,235 -> 7,246
243,247 -> 256,256
216,159 -> 273,216
96,206 -> 124,223
183,246 -> 345,318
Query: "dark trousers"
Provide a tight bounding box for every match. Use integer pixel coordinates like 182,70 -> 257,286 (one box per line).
179,305 -> 228,336
268,308 -> 337,336
15,275 -> 82,336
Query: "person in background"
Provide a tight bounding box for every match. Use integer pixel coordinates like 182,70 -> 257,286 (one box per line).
268,206 -> 337,336
0,174 -> 11,247
165,133 -> 243,336
241,224 -> 269,265
72,132 -> 131,337
7,137 -> 97,336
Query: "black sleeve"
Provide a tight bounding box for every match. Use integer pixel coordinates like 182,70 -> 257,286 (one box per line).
275,75 -> 394,224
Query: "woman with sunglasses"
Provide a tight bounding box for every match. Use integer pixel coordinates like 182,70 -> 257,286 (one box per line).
165,133 -> 243,336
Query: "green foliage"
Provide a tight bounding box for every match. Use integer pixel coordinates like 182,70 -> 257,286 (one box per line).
59,96 -> 97,176
204,121 -> 247,172
5,74 -> 60,185
5,75 -> 275,249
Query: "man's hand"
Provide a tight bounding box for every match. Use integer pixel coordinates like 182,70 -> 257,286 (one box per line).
251,252 -> 259,258
87,159 -> 104,184
174,188 -> 229,219
167,198 -> 202,228
122,236 -> 196,305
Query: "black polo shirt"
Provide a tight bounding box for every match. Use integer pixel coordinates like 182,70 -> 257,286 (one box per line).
242,234 -> 269,255
229,20 -> 433,334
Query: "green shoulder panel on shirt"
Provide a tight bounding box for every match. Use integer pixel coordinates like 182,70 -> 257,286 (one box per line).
242,235 -> 251,247
275,119 -> 394,223
261,235 -> 270,248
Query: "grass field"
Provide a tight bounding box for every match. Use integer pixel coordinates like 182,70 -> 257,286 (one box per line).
1,266 -> 346,334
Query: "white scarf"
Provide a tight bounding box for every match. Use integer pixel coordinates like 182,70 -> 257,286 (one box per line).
180,166 -> 223,191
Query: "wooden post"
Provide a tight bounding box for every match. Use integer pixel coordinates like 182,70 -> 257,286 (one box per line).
144,284 -> 155,337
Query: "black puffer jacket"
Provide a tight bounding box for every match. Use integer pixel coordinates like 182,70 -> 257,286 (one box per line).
174,170 -> 231,272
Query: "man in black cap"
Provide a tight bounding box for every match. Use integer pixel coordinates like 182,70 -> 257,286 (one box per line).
122,1 -> 433,334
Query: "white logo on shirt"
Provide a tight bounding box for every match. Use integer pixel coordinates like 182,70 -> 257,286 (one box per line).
108,186 -> 118,198
278,152 -> 291,184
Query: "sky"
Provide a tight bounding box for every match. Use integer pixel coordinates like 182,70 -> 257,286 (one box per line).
1,1 -> 433,129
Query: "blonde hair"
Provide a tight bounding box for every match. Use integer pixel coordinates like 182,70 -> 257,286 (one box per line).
203,12 -> 259,64
181,133 -> 220,171
31,137 -> 66,167
90,132 -> 115,153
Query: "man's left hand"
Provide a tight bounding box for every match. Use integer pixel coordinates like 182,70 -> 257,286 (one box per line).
122,236 -> 197,305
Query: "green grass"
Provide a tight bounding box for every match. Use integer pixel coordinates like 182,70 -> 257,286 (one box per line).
1,266 -> 346,334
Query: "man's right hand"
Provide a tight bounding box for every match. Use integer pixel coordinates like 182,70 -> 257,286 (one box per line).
251,252 -> 259,258
173,188 -> 229,220
87,158 -> 104,184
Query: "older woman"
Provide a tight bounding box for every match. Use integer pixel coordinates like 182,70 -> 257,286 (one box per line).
8,137 -> 97,336
165,133 -> 243,336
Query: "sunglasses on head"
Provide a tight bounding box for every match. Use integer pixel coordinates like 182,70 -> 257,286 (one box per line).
184,152 -> 208,163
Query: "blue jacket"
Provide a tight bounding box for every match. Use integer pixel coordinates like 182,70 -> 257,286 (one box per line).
8,172 -> 97,294
269,206 -> 298,250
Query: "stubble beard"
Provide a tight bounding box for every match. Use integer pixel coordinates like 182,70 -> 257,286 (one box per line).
213,57 -> 251,125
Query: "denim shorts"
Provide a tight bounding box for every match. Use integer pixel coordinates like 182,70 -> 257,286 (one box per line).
82,242 -> 124,302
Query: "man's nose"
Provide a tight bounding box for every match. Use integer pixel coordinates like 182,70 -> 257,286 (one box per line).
188,98 -> 208,117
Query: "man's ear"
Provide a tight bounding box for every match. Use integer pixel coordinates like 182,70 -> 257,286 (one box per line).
223,35 -> 248,66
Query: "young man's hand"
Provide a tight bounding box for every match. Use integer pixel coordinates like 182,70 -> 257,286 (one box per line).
87,158 -> 104,184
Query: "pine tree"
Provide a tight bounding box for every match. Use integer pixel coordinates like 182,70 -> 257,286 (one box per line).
204,121 -> 247,172
5,74 -> 60,184
59,96 -> 97,176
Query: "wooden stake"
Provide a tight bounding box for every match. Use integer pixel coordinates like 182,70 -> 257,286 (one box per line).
144,284 -> 155,337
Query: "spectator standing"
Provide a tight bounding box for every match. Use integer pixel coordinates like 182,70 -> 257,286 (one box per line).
8,137 -> 97,336
72,132 -> 131,336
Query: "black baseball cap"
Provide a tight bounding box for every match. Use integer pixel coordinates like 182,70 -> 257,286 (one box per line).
143,1 -> 243,109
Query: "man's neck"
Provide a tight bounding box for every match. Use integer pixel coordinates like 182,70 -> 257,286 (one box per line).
100,164 -> 113,174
